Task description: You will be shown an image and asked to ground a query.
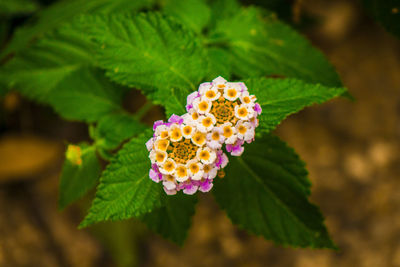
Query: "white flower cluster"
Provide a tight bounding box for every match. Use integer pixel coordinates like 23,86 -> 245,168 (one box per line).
146,76 -> 262,195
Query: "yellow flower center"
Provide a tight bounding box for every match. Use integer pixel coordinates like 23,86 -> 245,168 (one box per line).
176,165 -> 188,178
160,130 -> 169,139
199,150 -> 210,161
218,84 -> 225,89
156,139 -> 169,151
227,88 -> 237,98
155,151 -> 166,162
192,132 -> 206,146
212,131 -> 220,141
223,126 -> 233,138
189,163 -> 200,174
203,165 -> 211,173
170,128 -> 182,141
182,125 -> 193,135
243,96 -> 251,104
165,175 -> 174,182
202,117 -> 213,127
192,112 -> 199,120
163,160 -> 175,172
198,101 -> 209,112
238,125 -> 247,135
205,90 -> 216,99
238,107 -> 248,118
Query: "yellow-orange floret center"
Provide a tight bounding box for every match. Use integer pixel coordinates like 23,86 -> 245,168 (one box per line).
223,126 -> 233,138
206,90 -> 216,98
160,130 -> 169,139
156,139 -> 169,151
203,165 -> 211,173
156,151 -> 166,162
202,117 -> 212,127
227,89 -> 237,98
170,128 -> 182,141
165,175 -> 174,182
210,98 -> 237,125
238,125 -> 247,135
167,139 -> 197,164
176,165 -> 188,178
183,125 -> 192,135
192,132 -> 206,146
198,101 -> 209,112
238,107 -> 248,117
199,150 -> 210,161
212,131 -> 220,141
192,112 -> 199,120
243,96 -> 251,104
189,163 -> 199,173
164,161 -> 175,172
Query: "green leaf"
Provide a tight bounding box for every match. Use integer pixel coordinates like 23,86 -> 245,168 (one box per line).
0,0 -> 155,58
0,22 -> 129,122
0,0 -> 39,16
78,12 -> 207,116
93,113 -> 148,150
47,67 -> 128,122
207,0 -> 241,29
213,134 -> 335,248
80,130 -> 163,228
205,47 -> 232,80
362,0 -> 400,38
246,77 -> 346,132
162,0 -> 211,33
0,22 -> 94,101
210,7 -> 342,87
59,144 -> 101,210
142,193 -> 197,245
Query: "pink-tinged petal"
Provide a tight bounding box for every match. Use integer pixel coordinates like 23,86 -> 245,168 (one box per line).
227,140 -> 245,156
238,82 -> 248,92
163,181 -> 176,190
220,152 -> 229,168
168,114 -> 184,124
149,169 -> 159,182
149,164 -> 162,182
187,91 -> 200,105
146,137 -> 154,151
226,143 -> 233,153
199,179 -> 213,193
164,187 -> 177,195
153,120 -> 164,130
254,103 -> 262,115
183,183 -> 198,195
215,150 -> 228,169
186,104 -> 193,112
207,140 -> 222,150
231,145 -> 244,156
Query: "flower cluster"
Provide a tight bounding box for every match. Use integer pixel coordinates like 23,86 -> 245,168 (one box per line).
146,76 -> 261,195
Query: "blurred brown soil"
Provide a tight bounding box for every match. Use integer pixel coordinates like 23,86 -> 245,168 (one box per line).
0,1 -> 399,267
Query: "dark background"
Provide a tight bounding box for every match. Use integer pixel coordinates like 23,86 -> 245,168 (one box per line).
0,0 -> 399,266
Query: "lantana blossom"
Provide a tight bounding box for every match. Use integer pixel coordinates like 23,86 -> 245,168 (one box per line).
147,114 -> 228,195
186,76 -> 261,157
147,76 -> 261,195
